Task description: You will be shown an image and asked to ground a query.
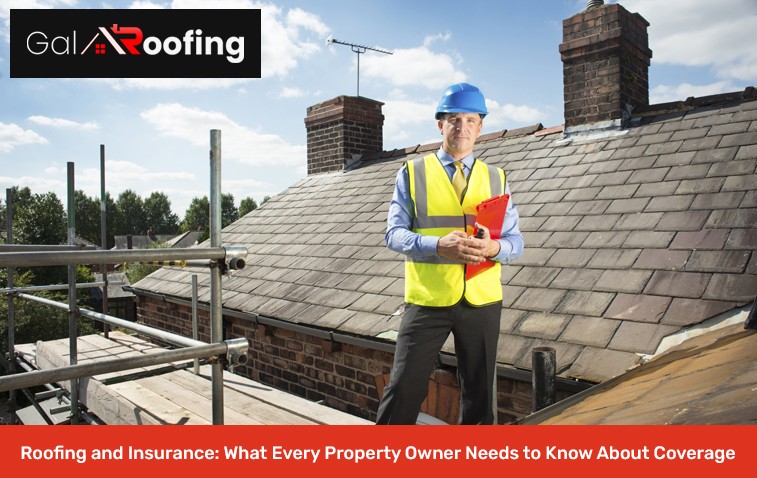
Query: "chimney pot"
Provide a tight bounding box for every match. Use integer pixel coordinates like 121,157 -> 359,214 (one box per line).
586,0 -> 604,10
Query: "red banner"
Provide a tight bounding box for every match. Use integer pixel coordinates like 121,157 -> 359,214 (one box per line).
1,425 -> 752,475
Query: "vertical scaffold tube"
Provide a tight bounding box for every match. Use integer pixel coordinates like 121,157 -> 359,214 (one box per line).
66,162 -> 80,423
209,129 -> 224,424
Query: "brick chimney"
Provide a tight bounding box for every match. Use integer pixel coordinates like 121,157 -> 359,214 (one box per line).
559,1 -> 652,131
304,95 -> 384,176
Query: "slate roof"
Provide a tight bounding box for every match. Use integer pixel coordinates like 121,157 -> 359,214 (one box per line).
133,88 -> 757,383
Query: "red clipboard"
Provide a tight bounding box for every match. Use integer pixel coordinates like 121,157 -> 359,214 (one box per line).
466,194 -> 509,281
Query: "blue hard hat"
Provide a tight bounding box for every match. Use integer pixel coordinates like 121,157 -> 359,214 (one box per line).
435,83 -> 488,120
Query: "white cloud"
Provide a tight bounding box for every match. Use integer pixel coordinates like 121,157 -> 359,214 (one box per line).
172,0 -> 331,79
140,102 -> 305,166
382,98 -> 437,146
361,34 -> 467,90
28,115 -> 99,130
89,77 -> 255,91
649,81 -> 740,104
0,122 -> 48,153
0,174 -> 63,194
621,0 -> 757,82
279,86 -> 306,98
484,100 -> 544,129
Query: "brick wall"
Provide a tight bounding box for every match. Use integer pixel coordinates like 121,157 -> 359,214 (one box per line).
559,3 -> 652,128
304,96 -> 384,176
137,295 -> 544,423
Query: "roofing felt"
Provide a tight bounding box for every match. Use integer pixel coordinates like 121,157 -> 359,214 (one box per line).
518,322 -> 757,424
133,90 -> 757,383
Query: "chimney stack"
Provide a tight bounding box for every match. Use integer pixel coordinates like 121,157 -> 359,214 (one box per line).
304,95 -> 384,176
560,2 -> 652,131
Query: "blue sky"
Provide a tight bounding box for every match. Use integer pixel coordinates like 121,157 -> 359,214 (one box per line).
1,0 -> 756,219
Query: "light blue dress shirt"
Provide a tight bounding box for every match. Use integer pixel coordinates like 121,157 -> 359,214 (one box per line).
385,147 -> 524,264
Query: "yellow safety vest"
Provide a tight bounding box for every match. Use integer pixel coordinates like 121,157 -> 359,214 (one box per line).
405,154 -> 506,307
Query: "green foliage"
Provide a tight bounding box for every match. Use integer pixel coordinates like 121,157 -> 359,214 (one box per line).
181,196 -> 209,233
113,189 -> 146,236
74,189 -> 101,246
0,269 -> 99,352
123,240 -> 171,285
238,196 -> 258,217
144,192 -> 180,235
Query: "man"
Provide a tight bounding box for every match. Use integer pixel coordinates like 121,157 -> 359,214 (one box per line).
377,83 -> 523,424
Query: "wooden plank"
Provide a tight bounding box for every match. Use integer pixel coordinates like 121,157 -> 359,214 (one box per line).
195,365 -> 372,425
133,374 -> 266,425
108,380 -> 210,425
162,369 -> 316,424
22,334 -> 372,425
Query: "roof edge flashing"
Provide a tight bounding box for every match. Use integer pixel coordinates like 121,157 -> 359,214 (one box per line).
641,303 -> 752,362
554,118 -> 628,146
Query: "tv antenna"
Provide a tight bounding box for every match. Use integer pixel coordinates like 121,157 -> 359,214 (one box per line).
326,36 -> 393,97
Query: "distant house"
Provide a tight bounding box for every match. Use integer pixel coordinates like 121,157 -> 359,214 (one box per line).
131,2 -> 757,423
90,272 -> 135,322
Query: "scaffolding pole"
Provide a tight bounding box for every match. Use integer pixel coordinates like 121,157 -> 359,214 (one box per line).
0,281 -> 125,294
2,130 -> 236,424
5,188 -> 17,423
0,247 -> 227,268
66,162 -> 79,423
0,341 -> 233,393
209,129 -> 224,424
16,293 -> 205,349
100,144 -> 110,339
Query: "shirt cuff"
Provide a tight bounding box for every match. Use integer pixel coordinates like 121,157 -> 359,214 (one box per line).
420,236 -> 440,257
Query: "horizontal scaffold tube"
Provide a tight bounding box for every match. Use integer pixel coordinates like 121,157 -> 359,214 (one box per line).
0,341 -> 232,393
0,247 -> 226,268
16,293 -> 205,348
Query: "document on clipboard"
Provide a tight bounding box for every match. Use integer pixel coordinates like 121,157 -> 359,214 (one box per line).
466,194 -> 510,281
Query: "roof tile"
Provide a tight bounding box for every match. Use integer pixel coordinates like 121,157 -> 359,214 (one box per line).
656,210 -> 710,231
605,293 -> 671,322
513,288 -> 568,313
560,316 -> 621,348
582,231 -> 631,249
586,249 -> 640,269
644,271 -> 711,298
595,270 -> 653,294
608,322 -> 680,355
517,312 -> 571,340
702,273 -> 757,302
670,229 -> 730,250
685,250 -> 751,273
633,249 -> 690,271
551,268 -> 604,290
661,298 -> 739,327
554,290 -> 614,316
567,347 -> 642,382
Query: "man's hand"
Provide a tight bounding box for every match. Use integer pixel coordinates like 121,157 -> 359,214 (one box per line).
437,230 -> 489,264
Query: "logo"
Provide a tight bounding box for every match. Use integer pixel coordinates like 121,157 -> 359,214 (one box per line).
11,9 -> 261,78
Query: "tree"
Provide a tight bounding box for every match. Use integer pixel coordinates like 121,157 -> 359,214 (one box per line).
221,193 -> 238,227
113,189 -> 145,236
144,191 -> 179,235
181,196 -> 209,232
238,196 -> 258,217
74,190 -> 101,246
261,195 -> 272,206
14,191 -> 68,285
0,268 -> 98,352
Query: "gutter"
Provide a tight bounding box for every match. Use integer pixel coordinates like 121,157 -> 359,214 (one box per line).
125,286 -> 592,394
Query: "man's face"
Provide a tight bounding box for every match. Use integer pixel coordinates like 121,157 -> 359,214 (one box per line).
438,113 -> 483,159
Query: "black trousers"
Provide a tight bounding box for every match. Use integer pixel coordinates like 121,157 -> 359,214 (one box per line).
376,300 -> 501,424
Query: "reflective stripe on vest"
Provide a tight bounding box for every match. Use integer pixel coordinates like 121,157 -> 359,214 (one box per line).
405,154 -> 505,307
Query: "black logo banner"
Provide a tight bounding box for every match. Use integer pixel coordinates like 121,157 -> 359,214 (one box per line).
10,9 -> 261,78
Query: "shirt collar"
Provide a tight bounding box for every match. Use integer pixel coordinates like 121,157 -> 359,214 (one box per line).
437,147 -> 474,171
